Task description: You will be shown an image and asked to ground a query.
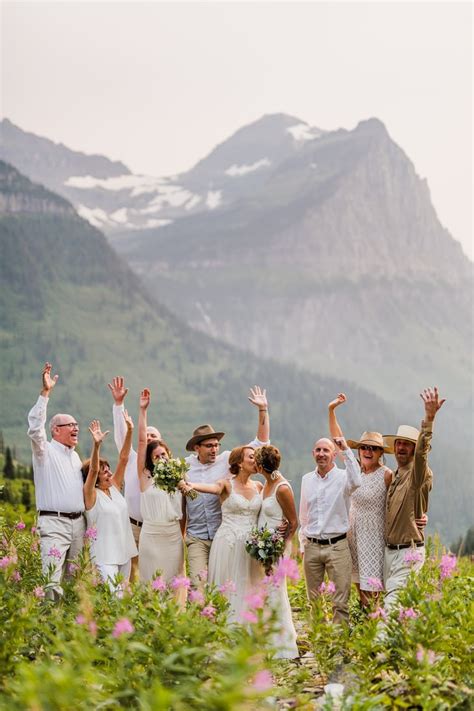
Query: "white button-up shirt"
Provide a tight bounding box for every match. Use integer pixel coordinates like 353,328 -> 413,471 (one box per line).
298,448 -> 361,551
113,404 -> 141,522
185,436 -> 268,540
27,395 -> 84,512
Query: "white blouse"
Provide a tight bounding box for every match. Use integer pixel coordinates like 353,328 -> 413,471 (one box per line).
140,483 -> 183,523
86,486 -> 138,565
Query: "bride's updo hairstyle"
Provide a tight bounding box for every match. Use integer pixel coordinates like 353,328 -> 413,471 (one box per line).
229,446 -> 254,475
255,445 -> 281,473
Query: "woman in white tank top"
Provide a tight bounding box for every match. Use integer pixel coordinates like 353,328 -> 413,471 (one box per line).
82,412 -> 137,591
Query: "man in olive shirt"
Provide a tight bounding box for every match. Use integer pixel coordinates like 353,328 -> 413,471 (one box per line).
383,387 -> 445,609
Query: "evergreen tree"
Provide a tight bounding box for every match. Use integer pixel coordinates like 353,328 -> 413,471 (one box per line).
0,430 -> 4,455
21,482 -> 32,509
3,447 -> 15,479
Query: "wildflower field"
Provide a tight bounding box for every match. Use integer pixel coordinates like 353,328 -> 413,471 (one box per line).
0,503 -> 472,710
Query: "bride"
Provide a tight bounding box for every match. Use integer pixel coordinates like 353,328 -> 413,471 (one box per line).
254,445 -> 299,659
183,444 -> 262,622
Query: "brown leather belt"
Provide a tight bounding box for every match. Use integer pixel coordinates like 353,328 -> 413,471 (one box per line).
308,533 -> 347,545
38,510 -> 83,520
387,541 -> 424,550
129,517 -> 143,528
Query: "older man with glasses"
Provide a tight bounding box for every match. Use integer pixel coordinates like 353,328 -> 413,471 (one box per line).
27,362 -> 85,599
183,386 -> 270,586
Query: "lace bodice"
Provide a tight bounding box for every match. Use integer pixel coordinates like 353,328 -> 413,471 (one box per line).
216,479 -> 261,544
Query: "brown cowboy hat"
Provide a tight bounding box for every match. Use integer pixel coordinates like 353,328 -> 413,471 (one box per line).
346,431 -> 391,453
186,424 -> 225,452
383,425 -> 420,454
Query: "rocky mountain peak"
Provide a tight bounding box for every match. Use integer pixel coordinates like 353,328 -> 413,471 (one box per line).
0,160 -> 75,216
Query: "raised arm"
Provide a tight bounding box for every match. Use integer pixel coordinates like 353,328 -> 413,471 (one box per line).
413,387 -> 445,489
137,389 -> 151,490
248,386 -> 270,444
108,376 -> 129,452
83,420 -> 109,510
111,410 -> 134,491
328,393 -> 346,439
27,362 -> 59,457
276,484 -> 298,541
181,478 -> 230,499
334,436 -> 362,495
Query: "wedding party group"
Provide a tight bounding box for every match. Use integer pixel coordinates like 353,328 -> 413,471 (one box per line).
27,362 -> 445,659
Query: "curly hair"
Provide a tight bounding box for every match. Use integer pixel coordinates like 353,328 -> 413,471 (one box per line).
145,440 -> 172,473
228,446 -> 254,476
254,445 -> 281,473
81,457 -> 110,484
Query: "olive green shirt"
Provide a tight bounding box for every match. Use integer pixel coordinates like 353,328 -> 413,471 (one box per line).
385,420 -> 433,546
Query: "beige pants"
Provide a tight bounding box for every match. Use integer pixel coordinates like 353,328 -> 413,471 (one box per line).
303,537 -> 352,623
383,545 -> 425,610
129,522 -> 141,583
38,514 -> 85,600
185,535 -> 212,587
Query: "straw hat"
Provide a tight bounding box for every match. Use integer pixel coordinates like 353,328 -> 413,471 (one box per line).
383,425 -> 420,454
185,424 -> 225,452
346,431 -> 391,453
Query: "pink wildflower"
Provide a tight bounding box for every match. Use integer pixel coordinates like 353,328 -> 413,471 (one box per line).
252,669 -> 273,692
31,526 -> 37,535
171,575 -> 191,590
319,580 -> 336,594
197,568 -> 208,582
112,617 -> 134,638
34,586 -> 45,599
416,645 -> 436,665
367,577 -> 384,591
439,554 -> 457,580
88,620 -> 97,636
0,556 -> 12,568
219,580 -> 237,594
11,570 -> 21,582
151,576 -> 167,592
84,527 -> 97,541
241,610 -> 258,624
76,614 -> 86,625
274,557 -> 300,584
189,589 -> 205,605
67,562 -> 79,575
404,549 -> 424,565
399,607 -> 418,621
200,605 -> 216,619
244,592 -> 265,609
368,606 -> 387,620
48,546 -> 62,560
15,521 -> 26,530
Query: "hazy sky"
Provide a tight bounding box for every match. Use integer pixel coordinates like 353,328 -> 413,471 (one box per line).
1,1 -> 472,258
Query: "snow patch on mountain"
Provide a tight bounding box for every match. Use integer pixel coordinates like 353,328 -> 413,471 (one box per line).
145,218 -> 173,229
225,158 -> 271,177
287,124 -> 322,142
206,190 -> 222,209
66,174 -> 169,192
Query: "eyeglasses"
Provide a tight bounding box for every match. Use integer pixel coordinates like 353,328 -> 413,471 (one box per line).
360,444 -> 381,452
56,422 -> 79,429
200,443 -> 220,449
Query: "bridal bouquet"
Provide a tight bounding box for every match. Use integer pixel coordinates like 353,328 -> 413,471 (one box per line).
152,457 -> 198,499
245,524 -> 286,575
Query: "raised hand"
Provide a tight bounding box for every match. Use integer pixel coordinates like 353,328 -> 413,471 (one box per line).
333,436 -> 348,451
139,388 -> 151,410
41,362 -> 59,395
107,376 -> 128,405
248,385 -> 267,410
122,409 -> 134,431
328,393 -> 347,410
88,420 -> 109,445
420,387 -> 446,422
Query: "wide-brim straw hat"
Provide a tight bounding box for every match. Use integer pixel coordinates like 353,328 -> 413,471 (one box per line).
186,424 -> 225,452
346,431 -> 391,453
383,425 -> 420,454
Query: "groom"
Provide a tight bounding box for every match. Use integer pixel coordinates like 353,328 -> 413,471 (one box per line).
184,386 -> 270,585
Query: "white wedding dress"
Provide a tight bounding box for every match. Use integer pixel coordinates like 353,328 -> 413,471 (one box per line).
208,478 -> 261,623
257,480 -> 299,659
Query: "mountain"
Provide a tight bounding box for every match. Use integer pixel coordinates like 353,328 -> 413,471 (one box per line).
0,159 -> 398,505
0,115 -> 323,233
112,118 -> 472,408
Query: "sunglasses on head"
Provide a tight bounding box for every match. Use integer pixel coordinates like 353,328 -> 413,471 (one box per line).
360,444 -> 381,452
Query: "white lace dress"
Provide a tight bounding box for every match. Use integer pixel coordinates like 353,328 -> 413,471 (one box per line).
257,481 -> 299,659
348,466 -> 388,591
208,478 -> 261,623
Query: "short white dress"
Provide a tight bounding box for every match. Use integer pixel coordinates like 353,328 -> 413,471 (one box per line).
348,466 -> 388,591
257,481 -> 299,659
208,478 -> 261,623
138,483 -> 184,584
86,485 -> 138,569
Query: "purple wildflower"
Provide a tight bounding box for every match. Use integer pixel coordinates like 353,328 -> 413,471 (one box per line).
399,607 -> 418,621
0,556 -> 12,568
368,607 -> 387,620
244,591 -> 265,609
219,580 -> 237,594
84,527 -> 97,541
366,577 -> 383,591
200,605 -> 216,619
404,549 -> 424,565
48,546 -> 62,560
151,576 -> 167,592
189,589 -> 205,605
112,617 -> 134,638
319,580 -> 336,594
171,575 -> 191,590
15,521 -> 26,530
439,554 -> 457,580
253,669 -> 273,691
34,586 -> 46,599
274,557 -> 300,584
241,610 -> 258,624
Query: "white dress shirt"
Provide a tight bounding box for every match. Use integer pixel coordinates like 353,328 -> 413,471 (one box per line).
27,395 -> 84,512
298,448 -> 361,551
185,436 -> 268,540
112,404 -> 141,522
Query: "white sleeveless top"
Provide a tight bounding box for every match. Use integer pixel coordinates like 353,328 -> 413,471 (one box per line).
140,482 -> 182,523
86,486 -> 138,565
258,478 -> 293,553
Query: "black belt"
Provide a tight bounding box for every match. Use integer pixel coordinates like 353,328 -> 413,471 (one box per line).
386,541 -> 424,550
38,510 -> 83,520
129,517 -> 143,528
308,533 -> 347,545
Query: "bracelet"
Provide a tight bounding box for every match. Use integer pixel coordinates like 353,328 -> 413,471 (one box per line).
259,409 -> 268,412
